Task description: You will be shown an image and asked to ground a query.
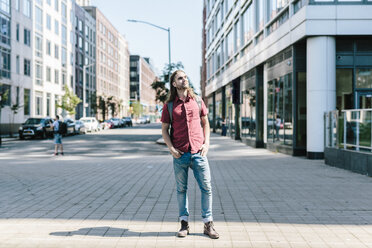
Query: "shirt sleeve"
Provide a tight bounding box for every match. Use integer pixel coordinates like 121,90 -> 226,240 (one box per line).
200,99 -> 208,117
161,103 -> 170,123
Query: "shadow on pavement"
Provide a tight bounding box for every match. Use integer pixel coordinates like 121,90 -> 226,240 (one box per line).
49,226 -> 206,238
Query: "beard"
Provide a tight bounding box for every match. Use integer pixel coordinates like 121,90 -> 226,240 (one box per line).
176,84 -> 189,90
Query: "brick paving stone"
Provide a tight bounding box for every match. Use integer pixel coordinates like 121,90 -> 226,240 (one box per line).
0,125 -> 371,247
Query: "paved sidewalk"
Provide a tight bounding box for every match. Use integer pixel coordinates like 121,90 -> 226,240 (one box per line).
0,130 -> 371,247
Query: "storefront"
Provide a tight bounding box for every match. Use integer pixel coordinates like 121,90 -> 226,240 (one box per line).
336,37 -> 372,111
240,66 -> 264,147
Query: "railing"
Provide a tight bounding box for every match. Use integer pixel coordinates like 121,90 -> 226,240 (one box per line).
325,109 -> 372,152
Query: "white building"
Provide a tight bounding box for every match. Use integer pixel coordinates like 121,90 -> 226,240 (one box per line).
118,33 -> 130,117
203,0 -> 372,159
32,0 -> 76,120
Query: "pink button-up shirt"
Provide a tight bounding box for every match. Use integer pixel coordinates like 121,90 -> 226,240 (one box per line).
161,95 -> 208,154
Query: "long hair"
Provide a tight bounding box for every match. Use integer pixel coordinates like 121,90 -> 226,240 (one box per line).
166,70 -> 197,103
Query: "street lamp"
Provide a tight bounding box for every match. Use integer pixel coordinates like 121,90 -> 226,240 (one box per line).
127,19 -> 171,68
83,63 -> 95,118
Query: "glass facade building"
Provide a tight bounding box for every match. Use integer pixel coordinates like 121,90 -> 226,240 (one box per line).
203,0 -> 372,158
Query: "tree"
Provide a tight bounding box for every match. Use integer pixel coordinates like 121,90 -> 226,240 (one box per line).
151,62 -> 187,104
131,100 -> 143,118
57,85 -> 81,117
98,95 -> 107,121
9,103 -> 22,137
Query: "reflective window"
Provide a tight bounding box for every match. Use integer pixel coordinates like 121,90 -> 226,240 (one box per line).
356,68 -> 372,89
0,46 -> 10,78
242,4 -> 254,44
336,69 -> 354,110
267,73 -> 293,145
241,88 -> 256,139
0,14 -> 10,45
24,89 -> 30,115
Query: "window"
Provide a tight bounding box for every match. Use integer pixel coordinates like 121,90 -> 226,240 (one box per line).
46,93 -> 51,117
54,95 -> 59,115
23,0 -> 31,18
35,35 -> 43,58
0,14 -> 10,45
47,0 -> 51,5
54,0 -> 59,12
35,0 -> 42,5
55,44 -> 59,59
16,55 -> 20,74
46,14 -> 51,30
0,83 -> 10,106
46,66 -> 51,82
62,71 -> 66,86
70,30 -> 74,45
256,0 -> 264,31
35,61 -> 43,85
226,29 -> 233,61
54,69 -> 59,84
35,92 -> 43,116
54,20 -> 59,35
242,4 -> 254,44
61,2 -> 67,23
46,40 -> 51,55
16,23 -> 20,41
24,59 -> 31,76
35,7 -> 43,31
0,0 -> 10,14
61,47 -> 67,67
234,19 -> 241,53
24,89 -> 30,115
24,29 -> 31,46
16,0 -> 20,11
62,25 -> 67,45
0,47 -> 10,78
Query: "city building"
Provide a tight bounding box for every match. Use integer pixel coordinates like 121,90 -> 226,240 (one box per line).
34,0 -> 76,120
118,33 -> 130,117
83,6 -> 121,121
129,55 -> 157,119
0,0 -> 33,135
202,0 -> 372,159
74,2 -> 96,119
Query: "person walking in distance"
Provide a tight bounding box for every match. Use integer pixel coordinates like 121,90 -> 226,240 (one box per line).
161,70 -> 219,239
53,115 -> 64,156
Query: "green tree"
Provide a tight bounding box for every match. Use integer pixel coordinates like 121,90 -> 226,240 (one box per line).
57,85 -> 81,117
10,103 -> 22,137
131,100 -> 143,118
151,62 -> 189,104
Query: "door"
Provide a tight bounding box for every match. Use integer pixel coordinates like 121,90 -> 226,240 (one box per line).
356,92 -> 372,109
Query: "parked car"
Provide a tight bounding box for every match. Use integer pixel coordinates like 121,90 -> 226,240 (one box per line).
19,117 -> 54,139
138,117 -> 147,124
143,115 -> 151,124
119,118 -> 126,127
109,118 -> 121,128
63,118 -> 76,136
79,117 -> 100,132
74,120 -> 86,134
123,117 -> 133,127
103,120 -> 114,129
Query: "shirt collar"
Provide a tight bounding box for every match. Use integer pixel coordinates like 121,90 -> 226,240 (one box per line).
175,94 -> 190,103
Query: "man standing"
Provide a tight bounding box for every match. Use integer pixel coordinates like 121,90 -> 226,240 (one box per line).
53,115 -> 63,156
161,70 -> 219,239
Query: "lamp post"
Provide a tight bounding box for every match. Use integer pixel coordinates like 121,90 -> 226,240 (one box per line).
127,19 -> 171,69
83,63 -> 94,118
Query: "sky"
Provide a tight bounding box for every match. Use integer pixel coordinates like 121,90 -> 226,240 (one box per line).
90,0 -> 203,93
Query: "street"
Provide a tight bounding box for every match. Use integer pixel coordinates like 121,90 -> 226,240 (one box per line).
0,124 -> 372,248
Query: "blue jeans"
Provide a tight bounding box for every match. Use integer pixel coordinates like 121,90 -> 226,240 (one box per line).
173,152 -> 213,223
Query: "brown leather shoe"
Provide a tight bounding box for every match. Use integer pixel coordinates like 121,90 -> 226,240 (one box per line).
204,221 -> 219,239
177,220 -> 189,237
